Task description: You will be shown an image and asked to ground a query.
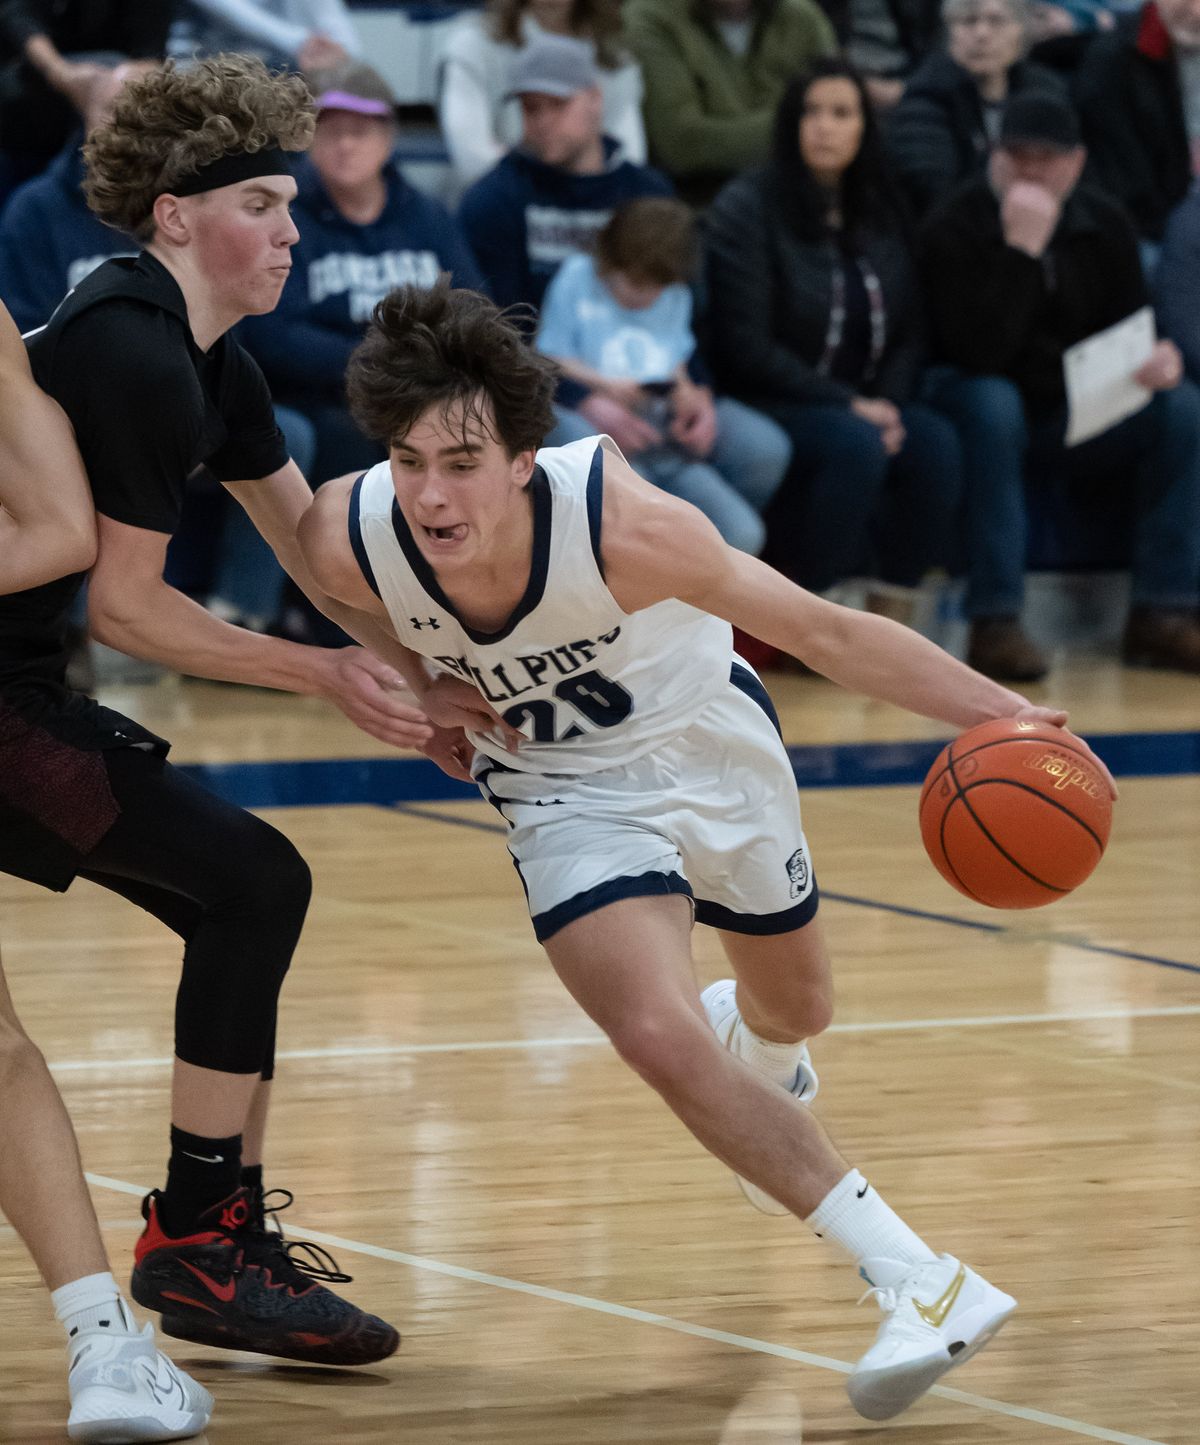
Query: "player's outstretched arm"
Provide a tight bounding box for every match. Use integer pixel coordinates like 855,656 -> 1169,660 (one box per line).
85,465 -> 434,750
0,302 -> 96,595
600,447 -> 1114,789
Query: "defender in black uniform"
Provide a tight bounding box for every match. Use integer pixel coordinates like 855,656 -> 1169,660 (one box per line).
0,298 -> 213,1442
1,57 -> 431,1368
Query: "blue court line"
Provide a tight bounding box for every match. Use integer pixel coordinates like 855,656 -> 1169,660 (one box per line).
390,802 -> 1200,977
176,727 -> 1200,811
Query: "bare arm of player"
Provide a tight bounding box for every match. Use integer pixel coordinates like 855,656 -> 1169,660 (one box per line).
86,501 -> 433,750
598,448 -> 1117,793
0,301 -> 96,595
297,476 -> 523,776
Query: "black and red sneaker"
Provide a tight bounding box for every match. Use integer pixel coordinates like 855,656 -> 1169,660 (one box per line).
130,1186 -> 400,1366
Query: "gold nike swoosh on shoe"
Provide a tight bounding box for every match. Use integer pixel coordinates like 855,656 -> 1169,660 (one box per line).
913,1264 -> 967,1329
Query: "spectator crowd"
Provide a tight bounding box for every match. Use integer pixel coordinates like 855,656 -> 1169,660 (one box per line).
2,0 -> 1199,678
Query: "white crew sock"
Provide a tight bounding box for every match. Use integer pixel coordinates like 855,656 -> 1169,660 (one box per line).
731,1018 -> 808,1088
806,1170 -> 938,1285
51,1272 -> 132,1339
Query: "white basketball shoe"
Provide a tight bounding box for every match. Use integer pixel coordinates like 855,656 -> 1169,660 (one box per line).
700,978 -> 819,1215
67,1298 -> 212,1443
847,1254 -> 1017,1421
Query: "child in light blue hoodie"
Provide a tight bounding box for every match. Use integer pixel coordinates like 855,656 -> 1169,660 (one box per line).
536,197 -> 791,554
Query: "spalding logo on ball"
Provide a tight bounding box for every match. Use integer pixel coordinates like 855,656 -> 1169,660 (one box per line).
919,718 -> 1113,909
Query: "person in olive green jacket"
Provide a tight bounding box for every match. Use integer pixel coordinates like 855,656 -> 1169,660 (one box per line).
623,0 -> 835,205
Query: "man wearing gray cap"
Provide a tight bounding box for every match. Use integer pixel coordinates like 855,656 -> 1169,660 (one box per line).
458,33 -> 672,317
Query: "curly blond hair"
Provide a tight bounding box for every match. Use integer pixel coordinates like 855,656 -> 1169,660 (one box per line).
84,55 -> 314,241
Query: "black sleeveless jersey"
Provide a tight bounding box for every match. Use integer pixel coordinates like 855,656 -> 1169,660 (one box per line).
0,251 -> 287,747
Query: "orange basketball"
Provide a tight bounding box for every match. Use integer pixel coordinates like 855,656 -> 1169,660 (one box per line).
919,718 -> 1113,909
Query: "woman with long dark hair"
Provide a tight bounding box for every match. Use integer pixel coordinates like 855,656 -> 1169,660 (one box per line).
705,59 -> 962,605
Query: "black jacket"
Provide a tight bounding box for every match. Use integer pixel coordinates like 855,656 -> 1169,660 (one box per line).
919,177 -> 1147,407
888,51 -> 1065,219
704,166 -> 926,407
1073,3 -> 1190,242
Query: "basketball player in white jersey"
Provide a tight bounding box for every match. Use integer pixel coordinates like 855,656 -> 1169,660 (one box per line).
298,282 -> 1116,1422
0,298 -> 211,1440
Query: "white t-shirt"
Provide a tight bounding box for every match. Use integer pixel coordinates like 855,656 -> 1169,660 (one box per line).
537,253 -> 694,383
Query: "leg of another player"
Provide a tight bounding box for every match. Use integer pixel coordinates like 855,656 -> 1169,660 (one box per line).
719,918 -> 834,1045
542,895 -> 1017,1420
0,950 -> 213,1441
0,953 -> 108,1291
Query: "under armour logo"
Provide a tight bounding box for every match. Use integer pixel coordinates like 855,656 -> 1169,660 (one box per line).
411,617 -> 440,630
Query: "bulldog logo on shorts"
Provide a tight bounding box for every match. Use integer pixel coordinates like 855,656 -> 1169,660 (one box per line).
785,847 -> 809,898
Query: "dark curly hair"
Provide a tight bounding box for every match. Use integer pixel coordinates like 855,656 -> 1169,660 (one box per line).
347,281 -> 559,457
84,55 -> 314,241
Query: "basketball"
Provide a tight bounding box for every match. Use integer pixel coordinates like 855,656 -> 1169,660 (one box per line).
919,718 -> 1113,909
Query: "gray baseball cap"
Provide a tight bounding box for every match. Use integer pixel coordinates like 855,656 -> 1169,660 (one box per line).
505,34 -> 599,99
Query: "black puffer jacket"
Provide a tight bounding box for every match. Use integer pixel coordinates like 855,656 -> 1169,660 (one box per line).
888,51 -> 1066,218
704,166 -> 926,408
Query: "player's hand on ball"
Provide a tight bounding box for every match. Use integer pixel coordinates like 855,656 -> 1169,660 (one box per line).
323,647 -> 435,749
1012,704 -> 1118,799
421,674 -> 523,752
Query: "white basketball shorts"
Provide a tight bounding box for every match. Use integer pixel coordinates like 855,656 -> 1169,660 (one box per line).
473,662 -> 819,942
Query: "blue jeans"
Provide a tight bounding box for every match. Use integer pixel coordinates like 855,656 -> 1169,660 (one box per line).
546,398 -> 791,554
632,398 -> 790,554
923,370 -> 1200,617
211,405 -> 315,623
758,400 -> 963,593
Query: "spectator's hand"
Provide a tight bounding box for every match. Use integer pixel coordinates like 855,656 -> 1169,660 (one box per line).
1001,181 -> 1062,258
299,32 -> 349,73
1134,339 -> 1184,391
670,382 -> 718,458
420,673 -> 523,752
597,377 -> 649,411
319,647 -> 435,749
851,396 -> 905,456
579,393 -> 664,454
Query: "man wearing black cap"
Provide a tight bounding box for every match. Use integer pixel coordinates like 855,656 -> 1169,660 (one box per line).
2,55 -> 429,1379
921,91 -> 1200,680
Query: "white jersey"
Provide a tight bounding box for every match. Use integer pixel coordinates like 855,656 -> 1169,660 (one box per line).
350,435 -> 734,775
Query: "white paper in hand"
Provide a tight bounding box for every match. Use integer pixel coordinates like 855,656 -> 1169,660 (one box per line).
1063,305 -> 1155,447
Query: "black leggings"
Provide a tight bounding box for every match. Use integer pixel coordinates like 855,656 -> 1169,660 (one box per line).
78,748 -> 312,1079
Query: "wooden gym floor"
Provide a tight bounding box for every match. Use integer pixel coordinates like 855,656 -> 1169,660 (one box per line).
1,656 -> 1197,1444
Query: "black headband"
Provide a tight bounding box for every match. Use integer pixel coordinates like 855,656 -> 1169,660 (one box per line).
167,146 -> 291,198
